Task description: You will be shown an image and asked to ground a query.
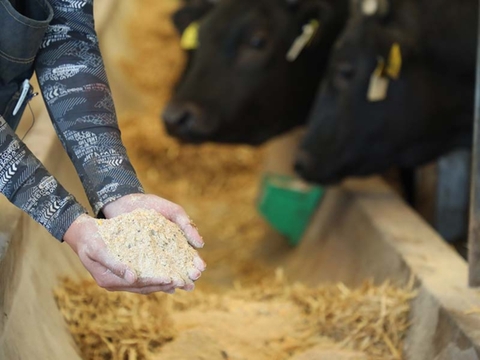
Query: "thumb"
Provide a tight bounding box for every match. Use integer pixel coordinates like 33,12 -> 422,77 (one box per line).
90,246 -> 137,284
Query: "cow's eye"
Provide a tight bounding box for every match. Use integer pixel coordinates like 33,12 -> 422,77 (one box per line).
248,31 -> 268,49
332,62 -> 356,89
336,63 -> 355,80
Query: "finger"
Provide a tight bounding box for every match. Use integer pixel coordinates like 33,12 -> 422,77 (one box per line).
178,219 -> 204,249
187,267 -> 202,281
86,248 -> 178,288
170,274 -> 186,288
179,282 -> 195,292
88,245 -> 137,284
83,257 -> 136,289
82,249 -> 170,288
163,205 -> 204,249
105,285 -> 177,295
89,263 -> 175,289
193,256 -> 207,272
135,275 -> 174,287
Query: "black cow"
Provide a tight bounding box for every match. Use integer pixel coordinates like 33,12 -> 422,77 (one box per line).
295,0 -> 476,184
163,0 -> 349,145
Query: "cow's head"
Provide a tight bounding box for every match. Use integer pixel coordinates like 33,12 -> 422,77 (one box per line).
295,0 -> 474,184
163,0 -> 348,145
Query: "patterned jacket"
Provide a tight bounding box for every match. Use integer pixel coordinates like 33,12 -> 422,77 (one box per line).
0,0 -> 144,240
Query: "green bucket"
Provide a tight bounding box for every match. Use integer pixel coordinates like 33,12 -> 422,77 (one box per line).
257,173 -> 325,246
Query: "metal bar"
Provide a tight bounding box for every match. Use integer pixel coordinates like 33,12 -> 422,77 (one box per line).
468,0 -> 480,286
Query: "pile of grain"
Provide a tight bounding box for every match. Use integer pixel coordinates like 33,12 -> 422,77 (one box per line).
97,209 -> 197,280
55,271 -> 415,360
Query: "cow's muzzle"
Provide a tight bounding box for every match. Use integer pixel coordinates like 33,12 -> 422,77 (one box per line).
162,101 -> 218,141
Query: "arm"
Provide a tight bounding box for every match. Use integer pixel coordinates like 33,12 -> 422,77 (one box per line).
35,0 -> 204,249
0,116 -> 86,240
0,119 -> 187,293
34,0 -> 205,291
35,0 -> 144,216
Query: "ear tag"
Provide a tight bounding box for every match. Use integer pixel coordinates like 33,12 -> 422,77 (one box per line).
385,42 -> 402,79
367,57 -> 389,102
361,0 -> 379,15
286,19 -> 320,62
181,22 -> 200,50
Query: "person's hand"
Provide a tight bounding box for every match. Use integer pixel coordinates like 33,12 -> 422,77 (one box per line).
63,214 -> 178,294
101,193 -> 206,288
102,193 -> 205,248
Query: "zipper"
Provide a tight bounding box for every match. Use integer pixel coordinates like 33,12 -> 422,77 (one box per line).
12,79 -> 38,116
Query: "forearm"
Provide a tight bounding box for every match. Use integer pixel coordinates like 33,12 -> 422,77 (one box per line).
35,0 -> 144,215
0,117 -> 86,240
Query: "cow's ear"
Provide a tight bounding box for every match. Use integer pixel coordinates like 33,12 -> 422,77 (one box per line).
171,0 -> 215,35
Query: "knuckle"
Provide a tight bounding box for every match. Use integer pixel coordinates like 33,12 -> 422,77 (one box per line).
96,278 -> 108,288
139,287 -> 153,295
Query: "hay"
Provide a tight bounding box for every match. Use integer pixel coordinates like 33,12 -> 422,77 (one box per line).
54,271 -> 416,360
54,279 -> 175,360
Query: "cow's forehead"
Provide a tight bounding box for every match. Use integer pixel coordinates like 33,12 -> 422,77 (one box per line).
199,0 -> 289,40
334,15 -> 375,52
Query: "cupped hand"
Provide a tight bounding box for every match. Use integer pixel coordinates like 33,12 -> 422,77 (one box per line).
102,194 -> 205,249
63,214 -> 178,294
101,193 -> 206,288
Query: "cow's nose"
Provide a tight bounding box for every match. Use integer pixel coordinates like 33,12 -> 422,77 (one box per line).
162,102 -> 216,138
163,102 -> 196,129
294,150 -> 315,179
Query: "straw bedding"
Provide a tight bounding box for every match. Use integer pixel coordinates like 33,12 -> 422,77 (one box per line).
55,271 -> 415,360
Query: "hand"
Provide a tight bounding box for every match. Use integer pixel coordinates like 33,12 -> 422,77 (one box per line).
102,194 -> 204,249
101,193 -> 206,288
64,214 -> 178,294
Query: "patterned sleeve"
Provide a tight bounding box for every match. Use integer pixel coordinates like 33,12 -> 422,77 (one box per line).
35,0 -> 144,216
0,116 -> 87,240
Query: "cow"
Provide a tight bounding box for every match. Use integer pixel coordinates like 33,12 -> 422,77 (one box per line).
163,0 -> 349,145
294,0 -> 476,185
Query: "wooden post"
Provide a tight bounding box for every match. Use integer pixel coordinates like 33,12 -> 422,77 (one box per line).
468,0 -> 480,286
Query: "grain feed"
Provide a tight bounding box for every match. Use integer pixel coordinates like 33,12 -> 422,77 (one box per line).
97,209 -> 197,281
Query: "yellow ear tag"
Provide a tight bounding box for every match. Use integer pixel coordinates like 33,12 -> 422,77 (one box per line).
181,22 -> 200,50
306,19 -> 320,47
367,57 -> 390,102
385,42 -> 402,79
